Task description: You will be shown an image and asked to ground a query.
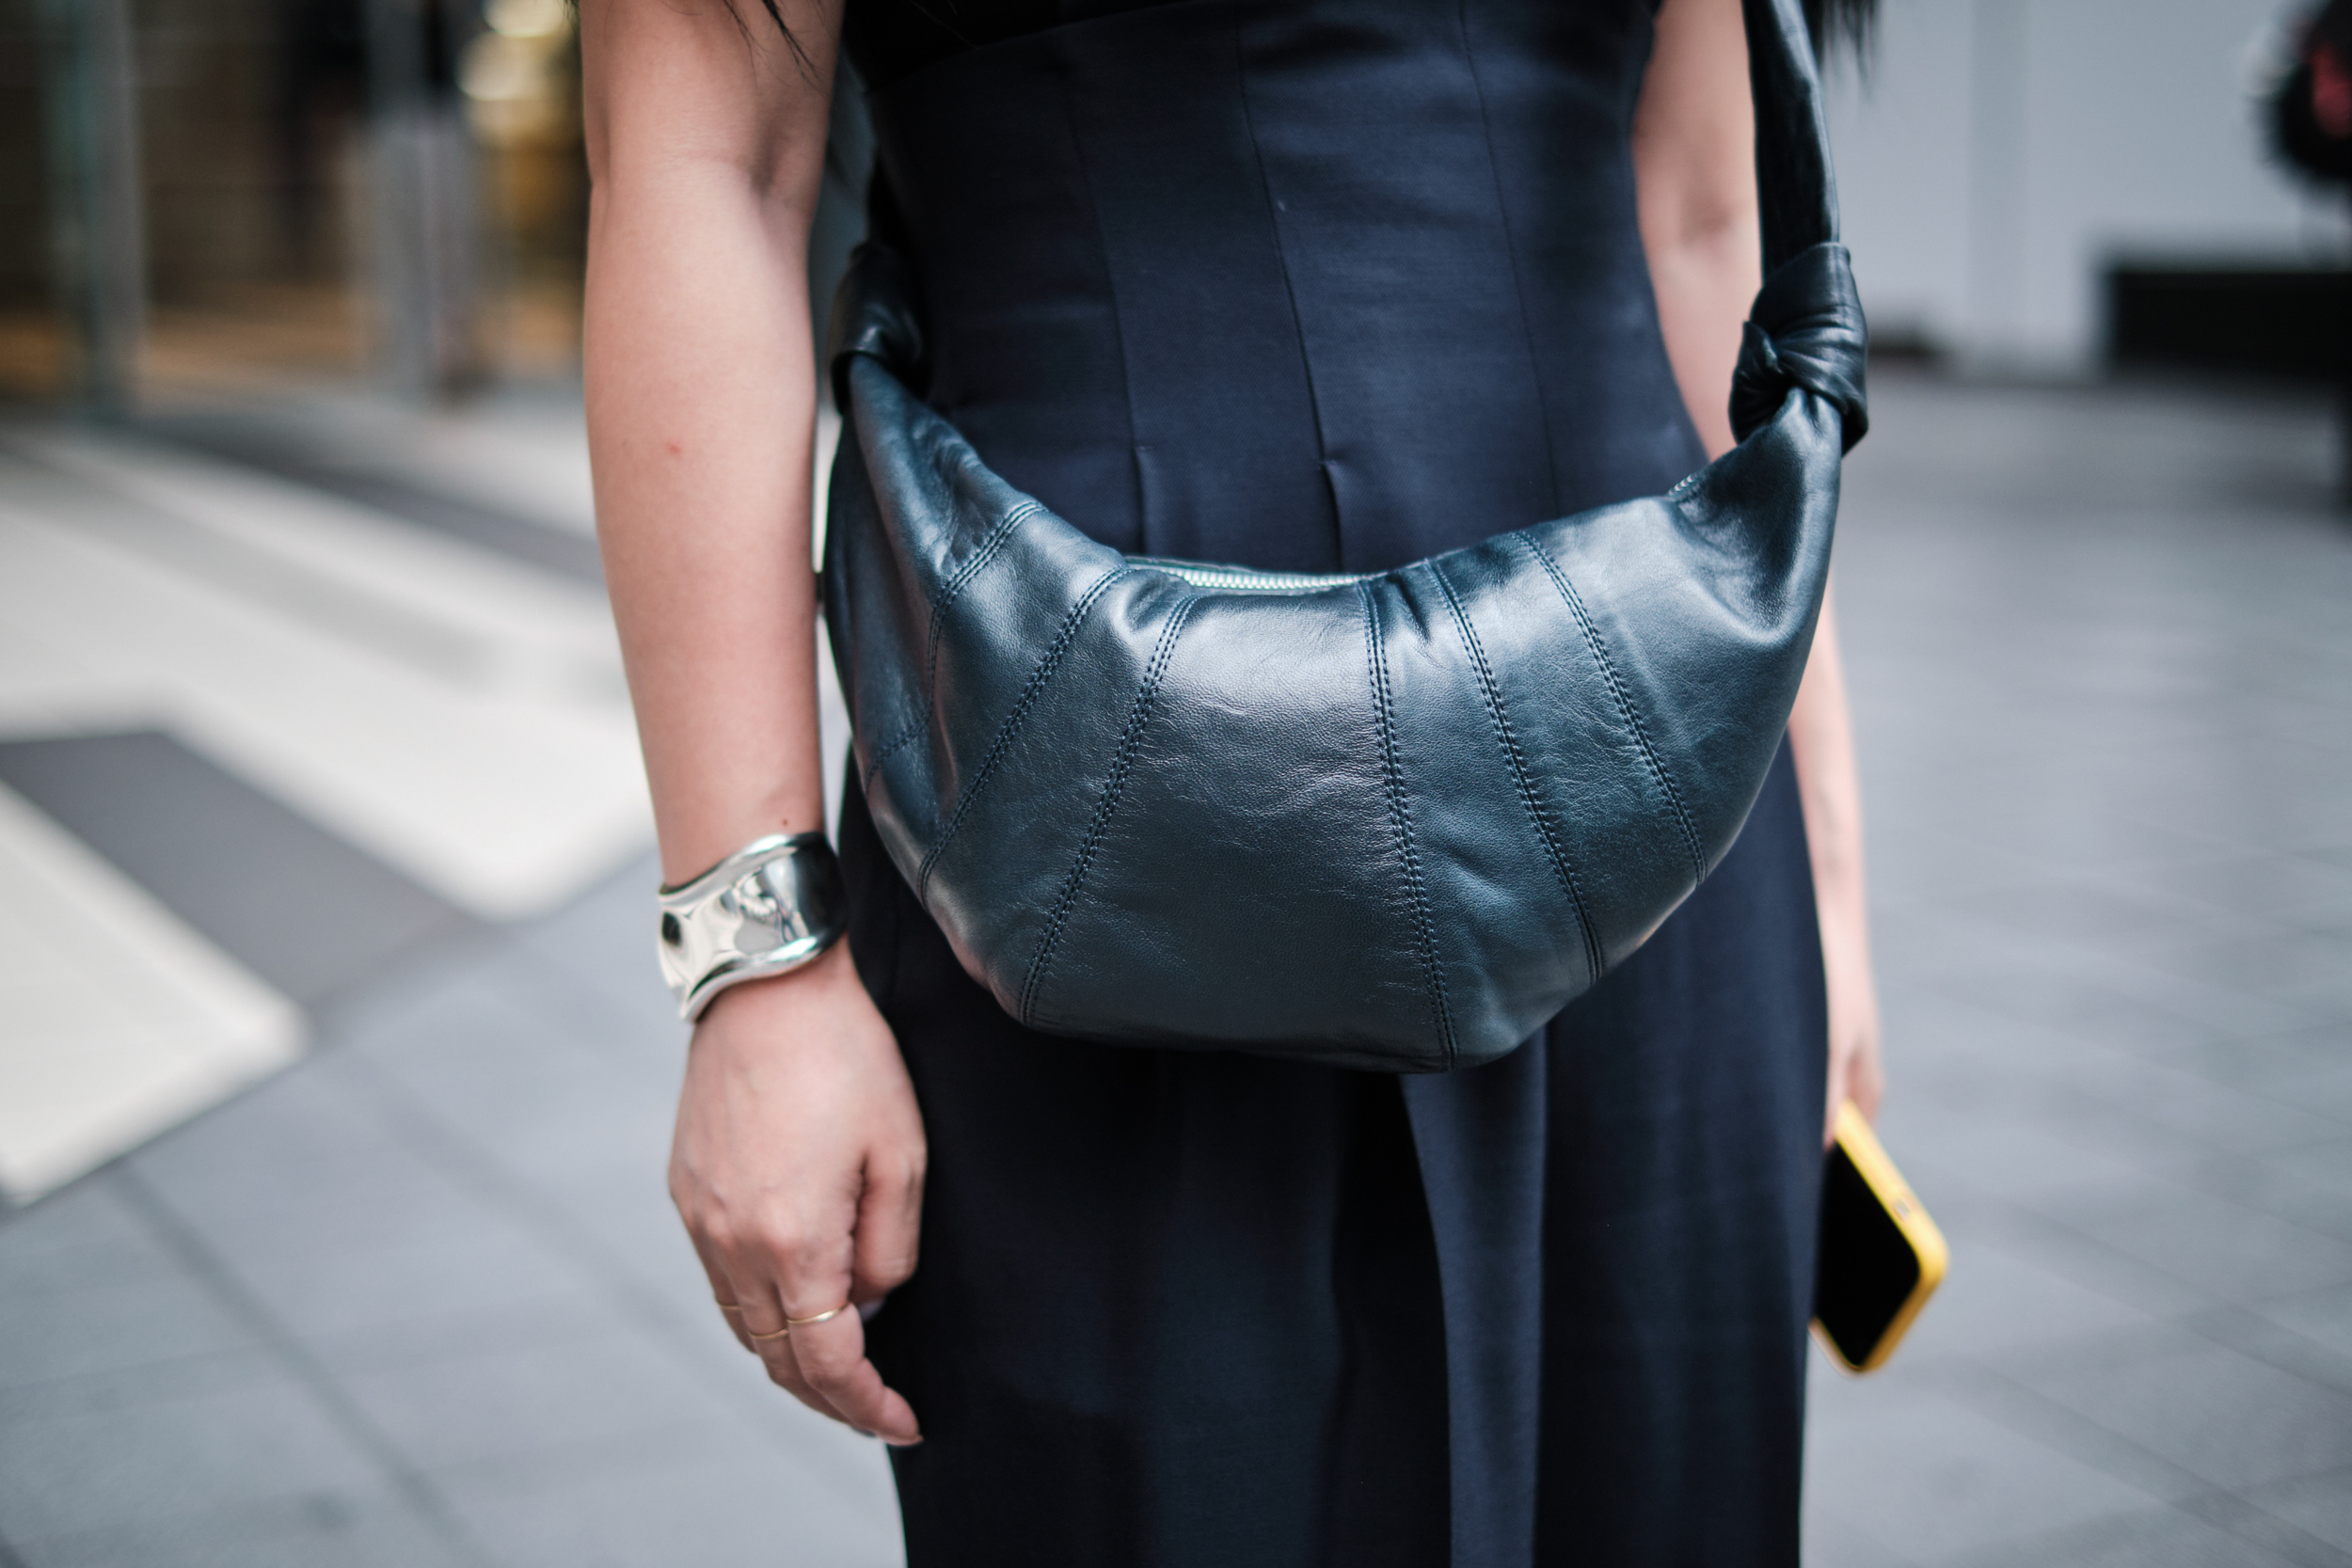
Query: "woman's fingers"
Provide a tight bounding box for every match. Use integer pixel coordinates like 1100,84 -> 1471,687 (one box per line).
851,1144 -> 926,1305
787,1310 -> 921,1444
685,1231 -> 758,1354
731,1282 -> 865,1425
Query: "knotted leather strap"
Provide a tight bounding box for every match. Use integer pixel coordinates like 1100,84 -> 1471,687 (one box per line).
1729,241 -> 1869,451
828,241 -> 925,404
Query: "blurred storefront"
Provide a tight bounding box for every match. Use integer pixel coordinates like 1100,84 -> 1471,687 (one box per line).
0,0 -> 588,409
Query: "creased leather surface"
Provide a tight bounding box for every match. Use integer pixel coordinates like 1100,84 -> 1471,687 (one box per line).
822,0 -> 1865,1071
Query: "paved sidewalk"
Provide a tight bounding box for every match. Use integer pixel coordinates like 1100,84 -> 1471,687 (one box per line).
1808,373 -> 2352,1567
0,858 -> 901,1568
0,372 -> 2346,1565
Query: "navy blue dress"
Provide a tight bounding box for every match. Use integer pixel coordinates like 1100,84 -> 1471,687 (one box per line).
832,3 -> 1830,1562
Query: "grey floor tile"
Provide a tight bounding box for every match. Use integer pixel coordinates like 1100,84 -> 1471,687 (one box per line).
7,1487 -> 471,1568
0,1347 -> 294,1430
502,851 -> 681,1025
0,1363 -> 386,1543
1804,1512 -> 1923,1568
0,1184 -> 193,1310
1947,1504 -> 2315,1568
2027,1179 -> 2352,1306
435,1422 -> 900,1568
1940,875 -> 2272,962
2272,1140 -> 2352,1199
332,1323 -> 755,1472
2180,1160 -> 2352,1249
1881,1233 -> 2153,1363
2125,1027 -> 2350,1098
181,1203 -> 594,1345
298,1291 -> 644,1381
1802,1391 -> 2161,1562
2253,1285 -> 2352,1372
2018,1330 -> 2352,1491
0,1182 -> 155,1271
1898,1179 -> 2222,1320
0,1258 -> 257,1393
1885,1106 -> 2155,1211
2265,1067 -> 2352,1134
2183,1307 -> 2352,1402
2100,852 -> 2352,934
2246,1469 -> 2352,1558
2044,1058 -> 2348,1159
329,964 -> 678,1188
126,1066 -> 433,1190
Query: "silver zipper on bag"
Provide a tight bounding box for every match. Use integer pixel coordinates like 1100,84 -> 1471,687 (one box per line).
1129,557 -> 1380,594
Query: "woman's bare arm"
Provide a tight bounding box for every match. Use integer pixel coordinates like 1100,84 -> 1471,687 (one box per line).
582,0 -> 923,1443
1634,0 -> 1884,1141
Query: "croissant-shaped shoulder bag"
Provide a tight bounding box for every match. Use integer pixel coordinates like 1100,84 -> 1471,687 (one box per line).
822,0 -> 1868,1073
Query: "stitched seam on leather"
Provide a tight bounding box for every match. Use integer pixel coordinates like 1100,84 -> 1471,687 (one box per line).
1360,582 -> 1454,1068
861,500 -> 1041,794
1519,535 -> 1708,887
1432,565 -> 1603,989
916,565 -> 1130,899
1016,595 -> 1200,1029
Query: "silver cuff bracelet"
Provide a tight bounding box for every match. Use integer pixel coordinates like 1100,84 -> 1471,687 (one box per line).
657,832 -> 848,1022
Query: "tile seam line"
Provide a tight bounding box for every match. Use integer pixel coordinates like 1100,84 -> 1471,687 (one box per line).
1943,1354 -> 2341,1511
2172,1491 -> 2352,1568
104,1162 -> 504,1568
2179,1306 -> 2352,1401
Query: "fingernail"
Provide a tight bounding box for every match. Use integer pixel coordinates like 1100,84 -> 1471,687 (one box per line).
884,1434 -> 923,1448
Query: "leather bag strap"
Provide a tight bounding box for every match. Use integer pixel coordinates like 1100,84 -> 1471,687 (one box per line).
1733,0 -> 1869,450
1745,0 -> 1840,271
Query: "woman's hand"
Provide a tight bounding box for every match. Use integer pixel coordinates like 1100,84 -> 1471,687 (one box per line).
670,942 -> 926,1445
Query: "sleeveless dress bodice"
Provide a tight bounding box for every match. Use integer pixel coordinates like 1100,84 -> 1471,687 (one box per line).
831,6 -> 1827,1565
844,0 -> 1706,572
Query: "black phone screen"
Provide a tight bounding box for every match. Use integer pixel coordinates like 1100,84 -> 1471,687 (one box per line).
1813,1138 -> 1922,1369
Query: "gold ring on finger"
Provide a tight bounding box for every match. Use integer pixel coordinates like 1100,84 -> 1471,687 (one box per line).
786,1304 -> 850,1329
746,1323 -> 792,1342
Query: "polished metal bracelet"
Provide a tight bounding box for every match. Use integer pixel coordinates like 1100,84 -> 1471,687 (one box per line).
657,832 -> 847,1022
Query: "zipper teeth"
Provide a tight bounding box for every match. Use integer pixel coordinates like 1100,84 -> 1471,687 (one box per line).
1138,562 -> 1376,593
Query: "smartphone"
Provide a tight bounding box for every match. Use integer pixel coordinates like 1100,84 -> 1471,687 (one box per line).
1811,1101 -> 1947,1374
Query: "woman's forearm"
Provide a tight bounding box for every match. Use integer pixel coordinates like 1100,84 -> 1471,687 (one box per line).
1787,592 -> 1868,942
581,3 -> 837,883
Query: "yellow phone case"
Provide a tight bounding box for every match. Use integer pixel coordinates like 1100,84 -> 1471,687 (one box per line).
1811,1102 -> 1948,1374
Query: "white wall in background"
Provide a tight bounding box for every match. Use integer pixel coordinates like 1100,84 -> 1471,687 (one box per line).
1825,0 -> 2352,372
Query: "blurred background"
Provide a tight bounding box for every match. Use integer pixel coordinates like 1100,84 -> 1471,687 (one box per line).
0,0 -> 2348,1564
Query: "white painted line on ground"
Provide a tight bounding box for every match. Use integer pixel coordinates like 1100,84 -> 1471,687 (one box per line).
5,426 -> 621,700
0,783 -> 303,1203
0,495 -> 649,920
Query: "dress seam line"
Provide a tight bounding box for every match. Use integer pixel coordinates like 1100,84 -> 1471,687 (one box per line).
1234,0 -> 1347,568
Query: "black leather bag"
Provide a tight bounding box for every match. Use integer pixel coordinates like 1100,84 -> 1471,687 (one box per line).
822,0 -> 1867,1073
